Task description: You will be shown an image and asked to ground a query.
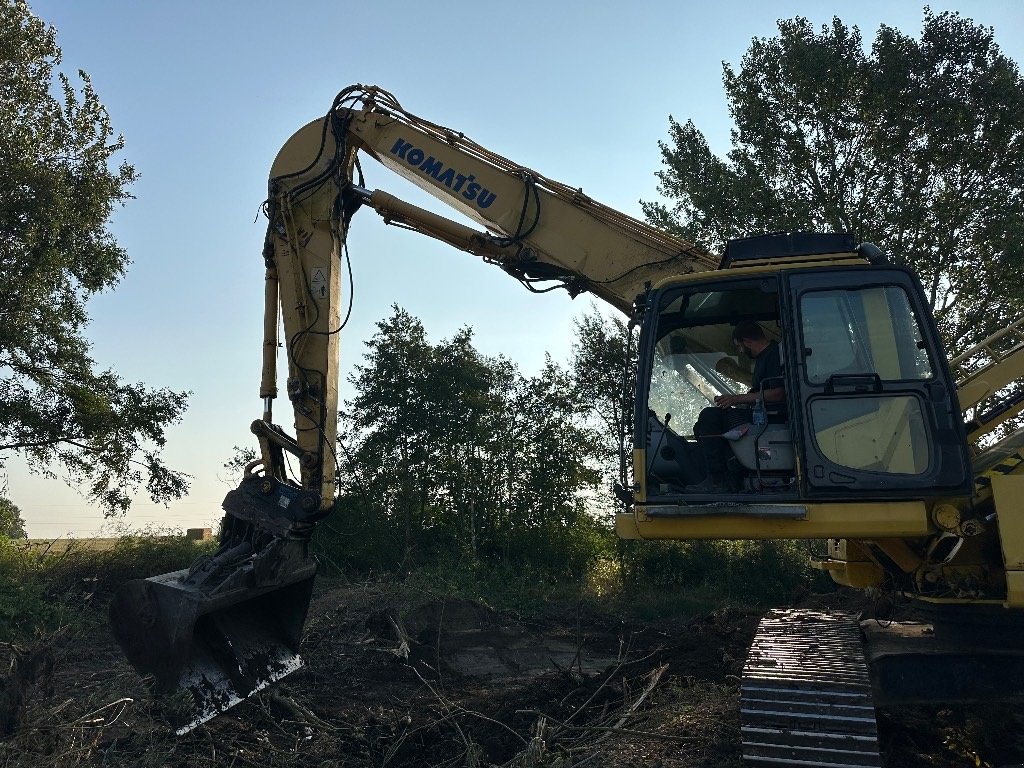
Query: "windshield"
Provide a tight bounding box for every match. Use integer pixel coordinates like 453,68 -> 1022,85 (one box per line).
647,280 -> 780,435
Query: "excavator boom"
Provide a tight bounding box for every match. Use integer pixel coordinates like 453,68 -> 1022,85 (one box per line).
267,86 -> 715,314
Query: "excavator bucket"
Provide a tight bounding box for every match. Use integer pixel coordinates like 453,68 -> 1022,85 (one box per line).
109,545 -> 317,733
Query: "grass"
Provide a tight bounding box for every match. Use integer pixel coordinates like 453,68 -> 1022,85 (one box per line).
365,538 -> 832,628
21,538 -> 121,553
0,528 -> 216,644
0,527 -> 842,768
0,523 -> 833,647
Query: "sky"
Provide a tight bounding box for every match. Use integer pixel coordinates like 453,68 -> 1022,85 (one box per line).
9,0 -> 1024,538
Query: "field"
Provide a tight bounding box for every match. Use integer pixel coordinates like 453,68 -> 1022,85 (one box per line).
18,539 -> 124,557
19,533 -> 212,555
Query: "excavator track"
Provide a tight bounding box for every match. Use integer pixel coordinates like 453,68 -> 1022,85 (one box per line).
740,609 -> 882,767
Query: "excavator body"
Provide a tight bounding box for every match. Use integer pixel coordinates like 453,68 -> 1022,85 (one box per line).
108,87 -> 1024,756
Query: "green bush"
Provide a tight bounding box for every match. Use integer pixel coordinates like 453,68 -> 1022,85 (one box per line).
488,516 -> 615,582
311,498 -> 404,576
313,496 -> 617,585
311,494 -> 833,616
0,538 -> 56,642
618,538 -> 833,609
0,521 -> 835,646
93,531 -> 216,591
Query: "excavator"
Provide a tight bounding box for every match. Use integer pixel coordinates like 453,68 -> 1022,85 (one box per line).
109,85 -> 1024,766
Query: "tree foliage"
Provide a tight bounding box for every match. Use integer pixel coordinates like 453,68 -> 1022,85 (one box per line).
333,307 -> 606,577
643,9 -> 1024,352
570,306 -> 634,512
0,1 -> 188,513
0,497 -> 27,539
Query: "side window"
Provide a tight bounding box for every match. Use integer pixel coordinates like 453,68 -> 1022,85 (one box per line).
799,285 -> 934,384
647,326 -> 750,433
801,293 -> 859,383
800,282 -> 936,477
645,282 -> 779,434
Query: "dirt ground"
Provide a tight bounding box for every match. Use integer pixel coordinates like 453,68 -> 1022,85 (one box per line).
2,581 -> 1023,767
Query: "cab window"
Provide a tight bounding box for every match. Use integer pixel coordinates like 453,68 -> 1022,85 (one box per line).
799,285 -> 934,384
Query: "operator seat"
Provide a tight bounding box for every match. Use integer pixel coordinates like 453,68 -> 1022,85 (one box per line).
726,374 -> 795,478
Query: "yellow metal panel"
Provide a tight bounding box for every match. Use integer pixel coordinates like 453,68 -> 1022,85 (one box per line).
991,475 -> 1024,607
956,339 -> 1024,411
649,255 -> 868,292
967,400 -> 1024,443
1005,572 -> 1024,609
620,500 -> 929,540
811,558 -> 885,589
616,513 -> 642,540
267,120 -> 344,507
632,449 -> 646,502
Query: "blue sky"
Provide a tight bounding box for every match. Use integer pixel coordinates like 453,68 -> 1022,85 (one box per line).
10,0 -> 1024,537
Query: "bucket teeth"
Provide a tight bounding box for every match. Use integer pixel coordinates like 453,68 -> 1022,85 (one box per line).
174,618 -> 301,733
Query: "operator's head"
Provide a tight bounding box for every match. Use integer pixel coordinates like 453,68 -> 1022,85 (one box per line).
732,321 -> 769,359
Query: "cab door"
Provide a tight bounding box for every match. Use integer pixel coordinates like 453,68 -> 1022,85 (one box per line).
783,267 -> 972,500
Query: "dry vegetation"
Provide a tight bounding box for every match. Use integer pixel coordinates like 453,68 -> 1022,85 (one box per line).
2,563 -> 1024,767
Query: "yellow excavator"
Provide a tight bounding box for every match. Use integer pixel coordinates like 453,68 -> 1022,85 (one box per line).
109,86 -> 1024,765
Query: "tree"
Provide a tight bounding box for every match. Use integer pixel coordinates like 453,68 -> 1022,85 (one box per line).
0,498 -> 27,539
0,1 -> 188,513
337,306 -> 607,575
643,10 -> 1024,354
571,305 -> 634,512
342,306 -> 499,561
508,357 -> 604,524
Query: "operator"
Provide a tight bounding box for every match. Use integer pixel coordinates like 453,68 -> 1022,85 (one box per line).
687,321 -> 785,493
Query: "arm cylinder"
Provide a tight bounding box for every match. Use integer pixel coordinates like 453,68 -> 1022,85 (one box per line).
259,263 -> 280,411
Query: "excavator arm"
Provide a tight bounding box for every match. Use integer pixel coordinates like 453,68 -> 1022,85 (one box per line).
256,84 -> 713,515
109,85 -> 711,731
318,86 -> 714,308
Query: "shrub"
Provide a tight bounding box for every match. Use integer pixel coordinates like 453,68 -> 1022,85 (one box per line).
0,538 -> 55,642
313,496 -> 617,585
618,538 -> 832,608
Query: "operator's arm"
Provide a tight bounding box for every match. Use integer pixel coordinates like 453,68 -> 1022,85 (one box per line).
714,342 -> 784,408
715,386 -> 784,408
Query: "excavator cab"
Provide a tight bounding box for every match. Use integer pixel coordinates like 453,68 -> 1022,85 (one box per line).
634,233 -> 973,506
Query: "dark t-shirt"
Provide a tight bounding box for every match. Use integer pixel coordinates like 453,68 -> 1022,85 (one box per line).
752,340 -> 783,392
